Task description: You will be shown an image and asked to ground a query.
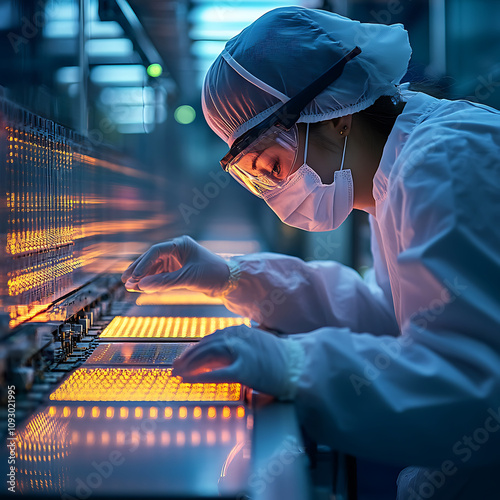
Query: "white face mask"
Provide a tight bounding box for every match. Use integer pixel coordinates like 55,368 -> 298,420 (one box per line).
262,123 -> 354,232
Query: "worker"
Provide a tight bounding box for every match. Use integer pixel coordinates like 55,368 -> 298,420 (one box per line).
122,7 -> 500,499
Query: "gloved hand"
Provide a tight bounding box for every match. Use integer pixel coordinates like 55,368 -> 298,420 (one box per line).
172,325 -> 305,400
121,235 -> 231,296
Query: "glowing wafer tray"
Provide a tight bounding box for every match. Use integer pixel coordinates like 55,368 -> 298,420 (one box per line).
85,342 -> 191,366
136,290 -> 223,306
99,316 -> 251,340
49,367 -> 243,402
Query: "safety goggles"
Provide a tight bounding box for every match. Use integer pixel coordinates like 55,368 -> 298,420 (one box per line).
220,46 -> 361,197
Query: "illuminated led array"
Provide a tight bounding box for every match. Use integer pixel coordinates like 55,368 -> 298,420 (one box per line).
100,316 -> 251,339
49,368 -> 242,402
136,290 -> 223,306
0,99 -> 168,330
46,404 -> 246,420
7,255 -> 82,296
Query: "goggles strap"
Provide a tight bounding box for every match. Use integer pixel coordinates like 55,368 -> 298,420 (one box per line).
303,123 -> 310,165
340,136 -> 348,171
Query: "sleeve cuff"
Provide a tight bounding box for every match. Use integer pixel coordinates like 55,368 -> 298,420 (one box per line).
279,339 -> 306,401
219,259 -> 241,298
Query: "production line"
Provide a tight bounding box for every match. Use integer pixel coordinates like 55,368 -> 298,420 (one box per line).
1,287 -> 325,499
3,1 -> 497,498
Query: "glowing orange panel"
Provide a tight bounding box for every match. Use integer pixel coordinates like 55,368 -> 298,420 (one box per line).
136,290 -> 223,306
49,367 -> 242,402
100,316 -> 251,339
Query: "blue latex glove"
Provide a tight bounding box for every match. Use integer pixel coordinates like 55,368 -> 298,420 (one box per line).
121,235 -> 231,296
172,325 -> 305,400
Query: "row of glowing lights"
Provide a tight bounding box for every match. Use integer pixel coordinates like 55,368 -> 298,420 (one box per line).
7,196 -> 75,215
5,217 -> 162,257
47,405 -> 245,420
8,148 -> 72,163
8,150 -> 71,167
101,316 -> 251,339
7,193 -> 75,211
5,128 -> 147,180
15,477 -> 56,495
7,227 -> 74,256
5,245 -> 114,326
7,255 -> 82,297
7,127 -> 72,153
19,429 -> 245,458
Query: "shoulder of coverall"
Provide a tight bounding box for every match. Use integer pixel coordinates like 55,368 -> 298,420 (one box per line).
376,87 -> 500,247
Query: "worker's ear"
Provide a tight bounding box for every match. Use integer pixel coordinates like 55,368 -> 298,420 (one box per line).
332,115 -> 353,137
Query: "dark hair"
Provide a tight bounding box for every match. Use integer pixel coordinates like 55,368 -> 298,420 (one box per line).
357,94 -> 406,137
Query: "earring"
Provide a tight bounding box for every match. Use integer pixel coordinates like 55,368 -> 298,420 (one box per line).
339,125 -> 348,136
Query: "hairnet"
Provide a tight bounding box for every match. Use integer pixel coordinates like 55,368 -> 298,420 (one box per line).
202,7 -> 412,145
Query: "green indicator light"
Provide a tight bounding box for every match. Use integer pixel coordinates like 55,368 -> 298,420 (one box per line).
174,105 -> 196,125
147,63 -> 163,78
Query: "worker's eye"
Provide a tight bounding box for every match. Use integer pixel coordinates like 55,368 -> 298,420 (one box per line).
272,160 -> 281,177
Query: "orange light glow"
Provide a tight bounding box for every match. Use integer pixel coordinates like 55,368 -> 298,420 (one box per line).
191,431 -> 201,447
86,431 -> 95,445
100,316 -> 251,339
130,430 -> 140,447
116,431 -> 125,446
145,432 -> 155,447
49,367 -> 242,402
206,430 -> 216,446
136,290 -> 223,306
176,431 -> 185,447
179,407 -> 187,419
101,432 -> 110,446
161,431 -> 170,446
221,430 -> 231,443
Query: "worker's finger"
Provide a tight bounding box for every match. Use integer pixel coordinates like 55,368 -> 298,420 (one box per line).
121,255 -> 143,282
124,280 -> 142,292
126,241 -> 182,284
121,250 -> 159,283
132,267 -> 189,293
173,334 -> 233,375
176,368 -> 238,385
